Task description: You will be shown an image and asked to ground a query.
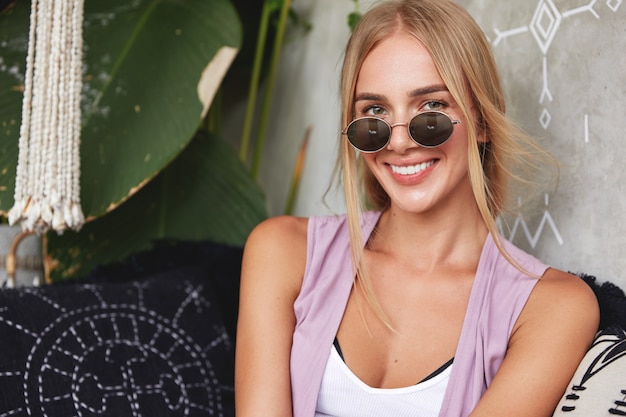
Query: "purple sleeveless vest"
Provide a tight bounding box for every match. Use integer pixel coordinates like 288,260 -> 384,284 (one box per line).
290,211 -> 549,417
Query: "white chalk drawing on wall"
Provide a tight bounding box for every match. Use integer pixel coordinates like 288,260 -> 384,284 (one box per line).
488,0 -> 622,249
490,0 -> 622,132
498,194 -> 564,249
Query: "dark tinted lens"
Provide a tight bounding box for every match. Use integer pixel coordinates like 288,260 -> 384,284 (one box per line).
346,118 -> 390,152
409,112 -> 453,147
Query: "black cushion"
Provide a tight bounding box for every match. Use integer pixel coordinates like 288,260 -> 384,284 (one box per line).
575,272 -> 626,331
0,262 -> 235,417
83,240 -> 243,342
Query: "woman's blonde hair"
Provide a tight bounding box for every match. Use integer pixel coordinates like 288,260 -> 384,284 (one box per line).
337,0 -> 557,324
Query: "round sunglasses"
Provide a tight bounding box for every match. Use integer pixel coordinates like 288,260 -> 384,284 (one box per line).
342,111 -> 461,153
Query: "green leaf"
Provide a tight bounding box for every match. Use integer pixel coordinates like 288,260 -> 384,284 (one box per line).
80,0 -> 242,218
266,0 -> 284,13
46,131 -> 267,282
347,12 -> 361,32
0,2 -> 28,213
0,0 -> 242,218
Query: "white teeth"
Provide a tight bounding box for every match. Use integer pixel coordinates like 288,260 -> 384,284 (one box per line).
390,160 -> 435,175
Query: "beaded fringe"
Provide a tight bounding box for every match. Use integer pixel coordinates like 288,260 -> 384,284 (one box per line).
8,0 -> 86,234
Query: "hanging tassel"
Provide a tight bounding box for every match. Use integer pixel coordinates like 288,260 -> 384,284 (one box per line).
8,0 -> 85,234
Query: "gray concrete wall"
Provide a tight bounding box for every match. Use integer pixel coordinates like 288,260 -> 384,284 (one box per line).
458,0 -> 626,287
262,0 -> 625,289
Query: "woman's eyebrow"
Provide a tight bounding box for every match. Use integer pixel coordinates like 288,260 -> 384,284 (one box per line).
408,84 -> 450,97
354,92 -> 386,102
354,85 -> 450,102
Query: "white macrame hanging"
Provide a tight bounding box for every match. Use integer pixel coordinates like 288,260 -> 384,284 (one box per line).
8,0 -> 85,234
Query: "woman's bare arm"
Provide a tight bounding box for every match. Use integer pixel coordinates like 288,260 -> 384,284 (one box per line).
235,216 -> 308,417
470,269 -> 599,417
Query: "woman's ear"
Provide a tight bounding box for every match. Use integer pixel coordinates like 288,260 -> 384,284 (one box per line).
477,129 -> 489,144
475,117 -> 489,144
475,119 -> 490,164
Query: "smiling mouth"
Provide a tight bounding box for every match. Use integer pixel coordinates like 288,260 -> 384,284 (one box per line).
390,160 -> 436,175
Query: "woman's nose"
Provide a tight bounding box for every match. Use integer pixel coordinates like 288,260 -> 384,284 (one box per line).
386,121 -> 418,152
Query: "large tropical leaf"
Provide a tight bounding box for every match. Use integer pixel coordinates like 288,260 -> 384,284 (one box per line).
1,0 -> 268,282
46,131 -> 267,282
0,0 -> 242,218
0,2 -> 26,212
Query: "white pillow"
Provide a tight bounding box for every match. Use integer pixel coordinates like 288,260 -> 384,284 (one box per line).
553,325 -> 626,416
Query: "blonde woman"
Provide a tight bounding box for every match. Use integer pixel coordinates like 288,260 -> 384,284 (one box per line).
235,1 -> 599,416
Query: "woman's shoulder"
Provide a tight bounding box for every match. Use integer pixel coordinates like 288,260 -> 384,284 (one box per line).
249,215 -> 309,237
241,216 -> 310,301
520,267 -> 599,336
245,215 -> 309,259
246,212 -> 357,247
538,268 -> 599,312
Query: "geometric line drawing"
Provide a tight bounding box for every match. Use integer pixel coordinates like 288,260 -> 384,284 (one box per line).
540,56 -> 553,104
607,0 -> 623,12
506,194 -> 564,249
490,0 -> 622,141
562,0 -> 600,18
530,0 -> 562,53
492,25 -> 529,47
540,108 -> 552,130
486,0 -> 623,249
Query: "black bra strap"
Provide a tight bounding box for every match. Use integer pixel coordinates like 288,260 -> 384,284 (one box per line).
333,337 -> 453,385
333,337 -> 345,361
419,357 -> 454,384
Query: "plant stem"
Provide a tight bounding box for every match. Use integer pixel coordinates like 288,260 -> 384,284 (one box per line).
284,125 -> 311,215
250,0 -> 292,180
238,1 -> 272,163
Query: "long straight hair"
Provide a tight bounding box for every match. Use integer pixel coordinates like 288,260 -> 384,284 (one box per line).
337,0 -> 557,326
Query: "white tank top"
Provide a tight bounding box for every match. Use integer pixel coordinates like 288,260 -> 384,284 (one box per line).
314,346 -> 451,417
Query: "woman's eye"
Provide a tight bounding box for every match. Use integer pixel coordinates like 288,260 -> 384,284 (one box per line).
364,105 -> 385,116
423,100 -> 445,110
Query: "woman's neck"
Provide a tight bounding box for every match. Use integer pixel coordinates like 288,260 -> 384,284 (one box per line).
369,203 -> 489,273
